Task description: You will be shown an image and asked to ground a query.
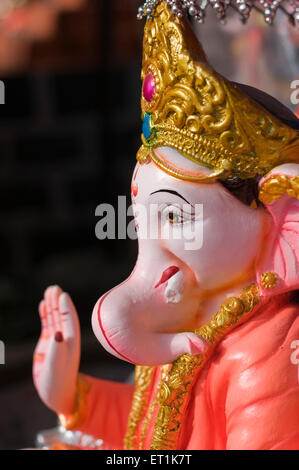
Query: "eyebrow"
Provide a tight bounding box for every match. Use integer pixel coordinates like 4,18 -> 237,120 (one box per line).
150,189 -> 193,206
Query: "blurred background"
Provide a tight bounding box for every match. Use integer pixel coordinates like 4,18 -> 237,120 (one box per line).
0,0 -> 298,450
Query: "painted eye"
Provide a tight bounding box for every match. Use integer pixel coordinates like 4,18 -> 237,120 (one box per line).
168,211 -> 183,224
163,205 -> 192,226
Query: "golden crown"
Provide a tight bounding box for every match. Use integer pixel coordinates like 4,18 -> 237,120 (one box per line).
136,1 -> 299,182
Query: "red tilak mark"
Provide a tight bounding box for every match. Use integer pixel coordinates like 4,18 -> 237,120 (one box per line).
131,183 -> 138,197
54,331 -> 64,343
155,266 -> 179,288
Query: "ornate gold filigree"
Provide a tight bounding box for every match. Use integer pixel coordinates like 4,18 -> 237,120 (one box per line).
58,374 -> 91,430
259,174 -> 299,204
123,365 -> 155,450
137,2 -> 299,180
124,285 -> 260,450
260,272 -> 279,289
136,144 -> 152,164
138,364 -> 170,450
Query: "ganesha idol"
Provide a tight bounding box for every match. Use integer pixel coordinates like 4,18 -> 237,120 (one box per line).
32,2 -> 299,451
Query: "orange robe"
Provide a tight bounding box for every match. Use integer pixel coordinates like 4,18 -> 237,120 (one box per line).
66,293 -> 299,450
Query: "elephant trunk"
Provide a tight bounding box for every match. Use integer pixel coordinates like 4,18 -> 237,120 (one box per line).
92,279 -> 206,366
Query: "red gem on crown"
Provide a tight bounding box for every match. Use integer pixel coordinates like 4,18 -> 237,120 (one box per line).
143,74 -> 155,102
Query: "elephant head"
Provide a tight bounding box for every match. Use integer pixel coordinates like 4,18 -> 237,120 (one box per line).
92,147 -> 270,365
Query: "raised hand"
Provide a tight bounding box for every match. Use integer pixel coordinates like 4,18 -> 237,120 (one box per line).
33,286 -> 81,415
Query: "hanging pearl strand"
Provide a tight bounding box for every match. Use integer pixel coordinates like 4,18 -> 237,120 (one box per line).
289,0 -> 299,27
137,0 -> 299,28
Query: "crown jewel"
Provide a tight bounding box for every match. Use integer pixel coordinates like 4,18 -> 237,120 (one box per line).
137,0 -> 299,29
136,1 -> 299,182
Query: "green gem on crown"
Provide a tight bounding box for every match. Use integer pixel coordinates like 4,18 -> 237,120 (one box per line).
142,113 -> 156,147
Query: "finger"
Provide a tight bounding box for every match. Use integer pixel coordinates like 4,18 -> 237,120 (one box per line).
58,292 -> 80,342
51,285 -> 63,331
44,286 -> 54,333
38,300 -> 48,334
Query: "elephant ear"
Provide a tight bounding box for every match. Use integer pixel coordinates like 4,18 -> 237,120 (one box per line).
257,164 -> 299,296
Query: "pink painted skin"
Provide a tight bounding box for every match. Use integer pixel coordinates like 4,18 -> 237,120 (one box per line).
33,286 -> 80,415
